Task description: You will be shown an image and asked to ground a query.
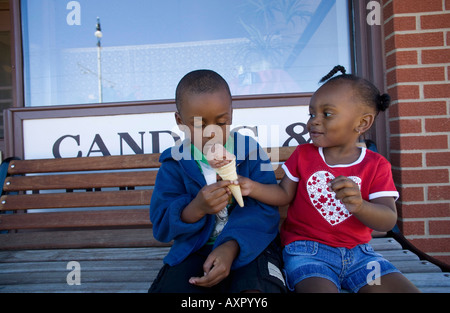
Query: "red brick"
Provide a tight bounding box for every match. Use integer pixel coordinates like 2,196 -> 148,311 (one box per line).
389,118 -> 422,134
386,50 -> 418,69
408,238 -> 450,253
425,117 -> 450,132
392,0 -> 443,14
389,101 -> 447,118
387,85 -> 420,101
394,32 -> 444,49
447,0 -> 450,10
397,186 -> 425,201
421,13 -> 450,29
401,67 -> 444,83
397,203 -> 450,218
399,220 -> 425,236
424,84 -> 450,98
430,221 -> 450,235
428,186 -> 450,201
390,135 -> 448,150
391,152 -> 423,168
383,1 -> 394,20
384,16 -> 417,36
430,221 -> 450,236
434,255 -> 450,265
387,67 -> 445,85
422,48 -> 450,64
427,152 -> 450,166
385,36 -> 396,54
392,168 -> 449,184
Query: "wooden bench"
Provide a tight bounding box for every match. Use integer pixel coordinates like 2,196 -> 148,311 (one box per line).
0,146 -> 449,293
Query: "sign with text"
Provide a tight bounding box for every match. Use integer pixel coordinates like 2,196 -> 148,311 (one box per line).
22,106 -> 310,160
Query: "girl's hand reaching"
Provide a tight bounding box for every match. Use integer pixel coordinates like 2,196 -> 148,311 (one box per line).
235,176 -> 254,197
236,174 -> 297,207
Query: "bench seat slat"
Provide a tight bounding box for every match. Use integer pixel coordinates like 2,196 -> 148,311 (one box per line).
8,154 -> 162,174
0,209 -> 151,230
3,171 -> 157,192
0,247 -> 170,263
0,282 -> 152,293
404,273 -> 450,288
390,260 -> 442,273
0,229 -> 169,250
0,260 -> 162,275
0,267 -> 161,286
0,190 -> 152,211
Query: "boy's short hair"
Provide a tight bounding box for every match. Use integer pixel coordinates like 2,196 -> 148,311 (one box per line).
175,69 -> 232,112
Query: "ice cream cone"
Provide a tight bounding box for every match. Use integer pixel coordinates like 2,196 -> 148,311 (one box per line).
214,159 -> 244,207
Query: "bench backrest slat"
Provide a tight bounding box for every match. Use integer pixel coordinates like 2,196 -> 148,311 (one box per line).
0,208 -> 150,230
0,190 -> 152,211
3,171 -> 157,192
7,154 -> 162,174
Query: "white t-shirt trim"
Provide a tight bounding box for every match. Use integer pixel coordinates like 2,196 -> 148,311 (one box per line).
369,191 -> 399,201
318,147 -> 367,168
282,163 -> 299,182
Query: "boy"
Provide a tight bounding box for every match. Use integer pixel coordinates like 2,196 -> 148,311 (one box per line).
149,70 -> 286,293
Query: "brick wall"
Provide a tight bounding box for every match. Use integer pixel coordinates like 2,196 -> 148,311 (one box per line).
383,0 -> 450,264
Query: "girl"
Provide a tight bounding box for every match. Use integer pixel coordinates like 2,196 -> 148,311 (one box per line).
238,66 -> 420,293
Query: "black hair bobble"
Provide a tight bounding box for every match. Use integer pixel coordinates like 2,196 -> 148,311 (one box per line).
377,93 -> 391,112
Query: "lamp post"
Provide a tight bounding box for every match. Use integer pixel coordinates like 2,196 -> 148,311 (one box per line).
95,17 -> 103,103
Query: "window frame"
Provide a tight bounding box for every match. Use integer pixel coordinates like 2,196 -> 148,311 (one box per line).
5,0 -> 387,158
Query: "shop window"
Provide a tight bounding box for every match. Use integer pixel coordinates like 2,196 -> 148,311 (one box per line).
21,0 -> 351,107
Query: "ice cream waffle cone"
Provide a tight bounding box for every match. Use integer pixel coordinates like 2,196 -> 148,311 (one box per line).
214,159 -> 244,207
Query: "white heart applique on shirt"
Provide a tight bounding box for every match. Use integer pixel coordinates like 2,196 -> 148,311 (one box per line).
307,171 -> 362,226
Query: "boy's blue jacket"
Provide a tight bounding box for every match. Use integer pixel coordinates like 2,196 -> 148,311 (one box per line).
150,132 -> 280,269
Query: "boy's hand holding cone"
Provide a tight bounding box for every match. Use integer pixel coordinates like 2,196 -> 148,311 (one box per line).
206,144 -> 244,207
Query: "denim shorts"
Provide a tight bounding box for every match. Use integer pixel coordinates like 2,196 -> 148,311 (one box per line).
283,240 -> 400,293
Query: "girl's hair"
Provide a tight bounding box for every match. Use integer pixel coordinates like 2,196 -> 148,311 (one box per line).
319,65 -> 390,114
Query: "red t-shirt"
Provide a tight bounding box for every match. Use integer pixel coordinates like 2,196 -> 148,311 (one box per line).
280,144 -> 399,249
